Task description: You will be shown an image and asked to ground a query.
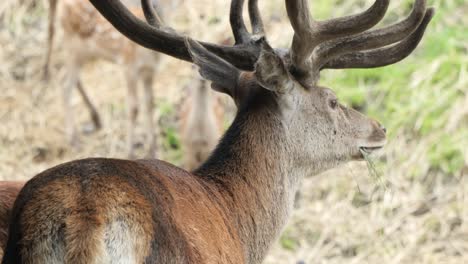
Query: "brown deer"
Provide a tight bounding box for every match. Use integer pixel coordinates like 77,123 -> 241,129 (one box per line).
0,181 -> 24,257
2,0 -> 433,263
43,0 -> 178,158
179,76 -> 225,171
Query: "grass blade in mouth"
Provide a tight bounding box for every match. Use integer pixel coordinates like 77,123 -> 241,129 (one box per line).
360,148 -> 389,190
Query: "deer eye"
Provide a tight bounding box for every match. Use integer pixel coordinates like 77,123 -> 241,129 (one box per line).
329,99 -> 338,109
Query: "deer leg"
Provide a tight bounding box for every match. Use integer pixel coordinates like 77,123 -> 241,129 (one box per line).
126,72 -> 139,159
142,70 -> 157,158
63,61 -> 80,149
43,0 -> 58,82
76,79 -> 102,132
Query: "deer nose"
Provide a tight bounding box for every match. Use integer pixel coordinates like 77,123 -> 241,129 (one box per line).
379,124 -> 387,133
374,120 -> 386,134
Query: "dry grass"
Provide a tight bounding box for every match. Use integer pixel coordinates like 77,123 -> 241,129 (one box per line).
0,0 -> 467,263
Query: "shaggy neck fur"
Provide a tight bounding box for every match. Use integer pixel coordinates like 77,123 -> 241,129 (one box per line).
195,90 -> 302,263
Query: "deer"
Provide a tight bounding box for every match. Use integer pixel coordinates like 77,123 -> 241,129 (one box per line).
0,181 -> 24,257
178,37 -> 238,171
179,76 -> 225,171
2,0 -> 433,263
178,38 -> 235,171
42,0 -> 178,158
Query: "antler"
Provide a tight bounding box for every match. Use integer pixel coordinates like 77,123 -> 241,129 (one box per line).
286,0 -> 433,84
141,0 -> 163,27
230,0 -> 265,44
324,8 -> 435,69
248,0 -> 265,35
90,0 -> 434,86
89,0 -> 263,71
286,0 -> 390,78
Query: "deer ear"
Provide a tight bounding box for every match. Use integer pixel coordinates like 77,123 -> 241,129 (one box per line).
254,38 -> 294,94
185,38 -> 241,98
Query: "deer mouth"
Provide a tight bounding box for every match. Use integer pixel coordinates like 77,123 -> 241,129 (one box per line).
360,146 -> 383,153
358,143 -> 385,158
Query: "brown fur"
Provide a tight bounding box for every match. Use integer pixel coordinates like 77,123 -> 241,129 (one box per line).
4,158 -> 245,263
0,182 -> 24,257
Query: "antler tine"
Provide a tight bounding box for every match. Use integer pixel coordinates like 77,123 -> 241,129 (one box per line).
314,0 -> 427,69
248,0 -> 265,35
89,0 -> 260,70
230,0 -> 265,43
315,0 -> 390,39
286,0 -> 390,78
141,0 -> 163,27
230,0 -> 250,44
324,8 -> 434,69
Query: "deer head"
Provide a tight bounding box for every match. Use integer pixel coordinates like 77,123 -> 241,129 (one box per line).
90,0 -> 433,174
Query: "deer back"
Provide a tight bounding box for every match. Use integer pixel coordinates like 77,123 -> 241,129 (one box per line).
3,159 -> 244,263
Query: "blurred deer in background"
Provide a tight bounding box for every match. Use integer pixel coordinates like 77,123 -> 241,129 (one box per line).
179,37 -> 234,171
179,77 -> 225,171
43,0 -> 179,158
2,0 -> 433,263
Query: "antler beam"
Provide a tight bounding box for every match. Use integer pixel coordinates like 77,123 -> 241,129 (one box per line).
90,0 -> 260,70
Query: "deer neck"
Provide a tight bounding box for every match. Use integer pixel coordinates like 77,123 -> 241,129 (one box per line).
195,91 -> 302,263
